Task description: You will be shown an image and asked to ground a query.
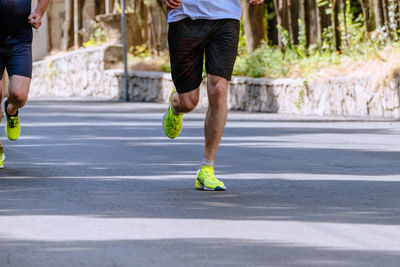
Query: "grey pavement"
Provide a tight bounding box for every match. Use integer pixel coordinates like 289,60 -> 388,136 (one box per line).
1,101 -> 400,266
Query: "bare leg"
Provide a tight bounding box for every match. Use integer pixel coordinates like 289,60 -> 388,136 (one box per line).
0,72 -> 6,119
171,87 -> 200,114
204,74 -> 229,161
0,75 -> 3,120
6,75 -> 30,116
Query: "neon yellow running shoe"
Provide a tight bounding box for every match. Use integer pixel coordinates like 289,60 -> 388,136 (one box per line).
162,89 -> 183,139
0,146 -> 5,169
4,98 -> 21,141
195,165 -> 226,191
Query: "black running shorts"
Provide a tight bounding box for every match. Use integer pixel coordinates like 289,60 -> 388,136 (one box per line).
0,42 -> 32,79
168,18 -> 240,94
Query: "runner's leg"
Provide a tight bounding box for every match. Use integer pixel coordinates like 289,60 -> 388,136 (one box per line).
6,75 -> 30,115
0,73 -> 5,167
202,19 -> 239,161
0,74 -> 4,122
195,19 -> 239,190
204,74 -> 229,161
2,42 -> 32,140
0,65 -> 6,150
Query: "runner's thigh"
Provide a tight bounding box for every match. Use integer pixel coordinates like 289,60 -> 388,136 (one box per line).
205,19 -> 240,81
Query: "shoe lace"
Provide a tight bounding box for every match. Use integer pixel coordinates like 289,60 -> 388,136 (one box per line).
8,117 -> 19,128
201,167 -> 219,184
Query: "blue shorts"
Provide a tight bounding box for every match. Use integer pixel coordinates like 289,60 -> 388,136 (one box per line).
0,42 -> 32,79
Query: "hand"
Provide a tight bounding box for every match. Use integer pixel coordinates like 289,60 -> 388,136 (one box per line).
249,0 -> 264,4
28,11 -> 42,29
163,0 -> 182,10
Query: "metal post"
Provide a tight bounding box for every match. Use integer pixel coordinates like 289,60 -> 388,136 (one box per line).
105,0 -> 110,14
121,0 -> 129,101
73,0 -> 78,48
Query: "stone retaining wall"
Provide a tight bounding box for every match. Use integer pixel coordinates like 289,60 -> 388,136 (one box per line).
30,46 -> 400,118
31,46 -> 122,99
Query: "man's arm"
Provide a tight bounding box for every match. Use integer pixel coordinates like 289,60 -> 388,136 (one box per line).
28,0 -> 50,29
163,0 -> 182,10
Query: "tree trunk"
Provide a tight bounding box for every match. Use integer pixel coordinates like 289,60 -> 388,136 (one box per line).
267,0 -> 278,45
242,0 -> 266,51
61,0 -> 74,50
342,0 -> 349,46
47,0 -> 52,51
95,0 -> 105,15
73,0 -> 82,48
316,0 -> 331,40
359,0 -> 371,39
375,0 -> 385,28
156,0 -> 168,17
278,0 -> 287,29
272,0 -> 281,47
273,0 -> 287,48
300,0 -> 310,49
398,0 -> 400,28
147,5 -> 159,55
331,0 -> 341,52
286,0 -> 297,45
382,0 -> 390,34
316,0 -> 323,40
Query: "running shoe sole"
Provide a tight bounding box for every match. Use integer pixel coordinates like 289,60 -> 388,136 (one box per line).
195,180 -> 226,191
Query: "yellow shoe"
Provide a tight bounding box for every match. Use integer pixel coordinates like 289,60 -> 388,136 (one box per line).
195,166 -> 226,191
0,146 -> 5,169
4,98 -> 21,141
162,89 -> 183,139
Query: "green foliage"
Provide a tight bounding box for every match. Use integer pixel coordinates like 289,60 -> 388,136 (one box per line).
338,0 -> 364,52
317,0 -> 329,8
130,44 -> 150,58
233,43 -> 289,78
115,3 -> 134,13
128,44 -> 171,72
82,21 -> 107,48
277,25 -> 292,50
160,62 -> 171,73
238,20 -> 247,56
233,0 -> 400,79
112,0 -> 400,79
297,19 -> 308,57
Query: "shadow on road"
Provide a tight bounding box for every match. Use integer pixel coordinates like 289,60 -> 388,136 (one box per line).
2,239 -> 400,266
1,101 -> 400,266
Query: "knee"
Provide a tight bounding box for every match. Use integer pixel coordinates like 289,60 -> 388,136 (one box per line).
208,80 -> 228,109
9,90 -> 28,106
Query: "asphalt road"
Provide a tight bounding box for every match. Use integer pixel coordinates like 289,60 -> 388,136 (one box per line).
1,101 -> 400,266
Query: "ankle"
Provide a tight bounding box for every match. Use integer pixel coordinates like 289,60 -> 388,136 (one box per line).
202,158 -> 214,168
